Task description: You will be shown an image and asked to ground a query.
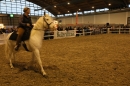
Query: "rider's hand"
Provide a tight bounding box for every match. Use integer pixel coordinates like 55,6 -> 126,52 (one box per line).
27,23 -> 30,27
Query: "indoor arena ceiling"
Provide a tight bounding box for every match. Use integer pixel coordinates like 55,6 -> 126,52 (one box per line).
27,0 -> 130,16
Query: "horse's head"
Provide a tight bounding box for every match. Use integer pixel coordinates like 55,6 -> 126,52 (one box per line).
43,14 -> 57,31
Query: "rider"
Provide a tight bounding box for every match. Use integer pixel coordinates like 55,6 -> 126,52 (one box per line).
14,7 -> 33,51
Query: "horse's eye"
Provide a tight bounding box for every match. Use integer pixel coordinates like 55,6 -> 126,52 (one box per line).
46,19 -> 49,21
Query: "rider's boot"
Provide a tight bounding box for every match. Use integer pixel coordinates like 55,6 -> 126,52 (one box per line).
14,35 -> 22,51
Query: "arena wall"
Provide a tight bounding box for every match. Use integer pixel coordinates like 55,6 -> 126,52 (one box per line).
57,11 -> 130,25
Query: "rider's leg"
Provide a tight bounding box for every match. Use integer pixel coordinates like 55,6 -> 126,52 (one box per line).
14,28 -> 25,51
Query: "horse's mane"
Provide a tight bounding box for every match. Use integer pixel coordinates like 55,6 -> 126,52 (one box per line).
33,16 -> 44,30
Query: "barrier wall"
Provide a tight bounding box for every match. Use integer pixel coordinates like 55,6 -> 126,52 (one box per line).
54,30 -> 76,39
0,28 -> 130,44
57,11 -> 130,25
44,28 -> 130,40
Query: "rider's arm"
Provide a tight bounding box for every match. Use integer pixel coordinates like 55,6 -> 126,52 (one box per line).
30,17 -> 33,28
19,16 -> 28,27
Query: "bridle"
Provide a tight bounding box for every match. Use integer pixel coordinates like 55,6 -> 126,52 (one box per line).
43,16 -> 53,30
34,15 -> 54,31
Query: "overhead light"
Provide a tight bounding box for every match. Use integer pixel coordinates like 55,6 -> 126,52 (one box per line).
54,5 -> 56,8
68,11 -> 70,12
68,2 -> 70,5
43,8 -> 45,10
79,9 -> 81,11
92,6 -> 94,8
108,3 -> 111,6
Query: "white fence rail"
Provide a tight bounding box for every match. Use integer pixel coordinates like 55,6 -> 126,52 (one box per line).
107,28 -> 130,34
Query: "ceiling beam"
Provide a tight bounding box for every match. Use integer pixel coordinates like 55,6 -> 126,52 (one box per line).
102,0 -> 109,8
27,0 -> 130,16
50,0 -> 69,15
29,0 -> 59,16
122,0 -> 128,7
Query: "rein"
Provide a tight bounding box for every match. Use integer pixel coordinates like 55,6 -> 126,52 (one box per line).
43,16 -> 53,29
33,29 -> 44,31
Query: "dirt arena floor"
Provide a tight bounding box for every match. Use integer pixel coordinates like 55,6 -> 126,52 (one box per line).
0,34 -> 130,86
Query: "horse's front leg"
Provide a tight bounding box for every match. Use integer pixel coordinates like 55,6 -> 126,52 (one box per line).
33,49 -> 46,76
10,60 -> 14,68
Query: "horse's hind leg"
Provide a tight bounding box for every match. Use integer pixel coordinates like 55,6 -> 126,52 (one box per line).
33,49 -> 46,76
9,51 -> 14,68
6,41 -> 14,68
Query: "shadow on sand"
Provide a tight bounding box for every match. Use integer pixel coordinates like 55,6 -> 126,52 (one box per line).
12,61 -> 60,74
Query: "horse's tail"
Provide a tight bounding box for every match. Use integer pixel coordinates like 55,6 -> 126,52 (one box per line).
5,34 -> 9,59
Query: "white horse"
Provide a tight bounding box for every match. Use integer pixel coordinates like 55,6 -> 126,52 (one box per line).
5,14 -> 57,76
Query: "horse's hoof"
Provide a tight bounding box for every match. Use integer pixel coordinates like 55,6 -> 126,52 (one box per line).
24,66 -> 29,70
43,74 -> 48,78
10,65 -> 14,69
11,66 -> 14,69
42,72 -> 48,78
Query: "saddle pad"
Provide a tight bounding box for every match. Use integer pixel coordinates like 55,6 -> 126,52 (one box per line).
9,31 -> 30,41
9,31 -> 18,41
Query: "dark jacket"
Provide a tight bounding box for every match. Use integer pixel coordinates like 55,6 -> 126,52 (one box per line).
18,14 -> 33,30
